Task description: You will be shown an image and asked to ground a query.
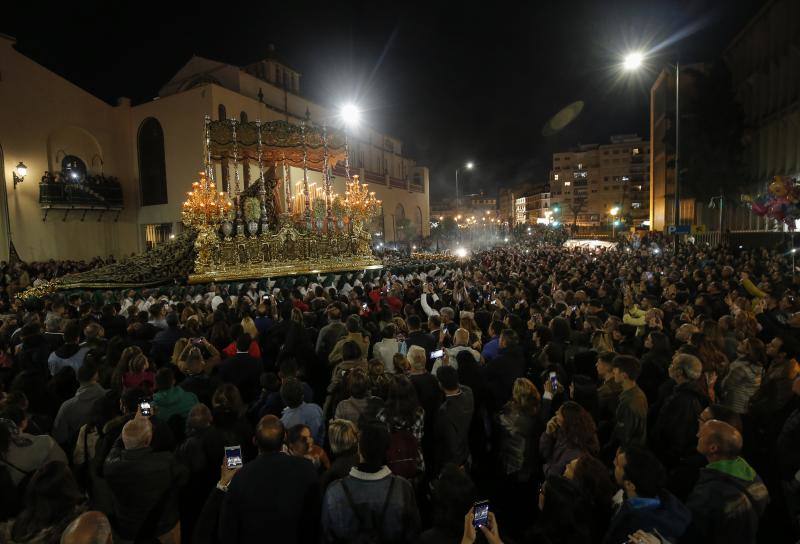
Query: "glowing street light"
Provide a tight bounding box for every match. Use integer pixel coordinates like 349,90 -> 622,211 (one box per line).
455,162 -> 475,212
610,206 -> 620,216
623,51 -> 644,71
340,103 -> 361,127
622,49 -> 681,238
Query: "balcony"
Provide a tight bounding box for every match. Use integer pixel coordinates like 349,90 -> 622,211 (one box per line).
39,172 -> 123,221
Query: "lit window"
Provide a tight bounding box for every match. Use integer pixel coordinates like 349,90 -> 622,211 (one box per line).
564,181 -> 571,186
632,202 -> 642,209
554,174 -> 559,181
577,163 -> 583,169
632,148 -> 640,155
622,176 -> 629,182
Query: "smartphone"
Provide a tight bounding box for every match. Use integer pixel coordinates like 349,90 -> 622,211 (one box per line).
549,371 -> 558,392
139,401 -> 152,417
473,500 -> 490,528
362,303 -> 368,310
191,337 -> 204,346
430,349 -> 444,359
224,445 -> 243,469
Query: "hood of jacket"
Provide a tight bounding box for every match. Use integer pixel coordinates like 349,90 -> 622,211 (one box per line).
706,456 -> 757,482
620,491 -> 691,539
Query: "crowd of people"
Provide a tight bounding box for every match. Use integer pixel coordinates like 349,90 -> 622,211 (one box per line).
0,233 -> 799,543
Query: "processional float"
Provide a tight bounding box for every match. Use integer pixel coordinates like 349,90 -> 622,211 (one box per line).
17,116 -> 382,300
185,116 -> 382,283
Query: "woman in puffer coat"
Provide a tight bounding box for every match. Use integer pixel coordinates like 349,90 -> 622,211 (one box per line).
719,338 -> 766,415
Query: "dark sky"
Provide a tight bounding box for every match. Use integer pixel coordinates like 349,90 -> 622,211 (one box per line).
2,0 -> 763,198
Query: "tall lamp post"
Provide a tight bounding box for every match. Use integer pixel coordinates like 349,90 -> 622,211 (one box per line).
623,52 -> 680,241
610,206 -> 620,239
455,161 -> 474,212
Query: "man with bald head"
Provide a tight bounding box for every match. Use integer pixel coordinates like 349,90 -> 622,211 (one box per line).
104,415 -> 189,543
60,511 -> 112,544
685,419 -> 769,544
219,415 -> 320,544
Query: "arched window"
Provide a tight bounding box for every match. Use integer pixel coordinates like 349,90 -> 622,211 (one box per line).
218,104 -> 227,121
416,206 -> 423,236
138,118 -> 168,206
240,111 -> 248,123
61,155 -> 87,183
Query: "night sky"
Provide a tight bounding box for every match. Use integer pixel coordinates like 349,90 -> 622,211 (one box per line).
2,0 -> 763,198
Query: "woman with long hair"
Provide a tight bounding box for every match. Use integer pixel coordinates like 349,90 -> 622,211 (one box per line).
638,331 -> 672,403
497,378 -> 542,482
459,315 -> 483,347
110,346 -> 144,394
539,401 -> 599,477
211,384 -> 256,462
694,332 -> 730,402
563,454 -> 616,541
376,375 -> 425,477
526,475 -> 591,544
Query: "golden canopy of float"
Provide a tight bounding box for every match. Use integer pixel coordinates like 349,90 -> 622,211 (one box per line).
185,116 -> 382,283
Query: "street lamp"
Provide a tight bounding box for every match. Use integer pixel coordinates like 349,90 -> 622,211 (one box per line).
455,162 -> 474,212
610,206 -> 620,238
13,162 -> 27,189
623,52 -> 644,71
340,104 -> 360,127
623,50 -> 680,238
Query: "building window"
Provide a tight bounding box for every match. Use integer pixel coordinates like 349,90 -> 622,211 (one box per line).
144,223 -> 173,250
554,174 -> 559,180
218,104 -> 227,121
240,111 -> 248,123
622,176 -> 629,181
564,181 -> 571,186
632,202 -> 642,209
632,148 -> 640,155
577,163 -> 583,169
138,117 -> 168,206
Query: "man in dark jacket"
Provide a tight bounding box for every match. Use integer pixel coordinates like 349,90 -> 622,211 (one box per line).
216,334 -> 262,403
405,315 -> 436,365
604,446 -> 691,544
315,305 -> 347,361
610,355 -> 648,449
651,354 -> 707,468
685,420 -> 770,544
219,415 -> 320,544
486,329 -> 526,411
434,366 -> 474,472
321,422 -> 421,543
104,416 -> 189,542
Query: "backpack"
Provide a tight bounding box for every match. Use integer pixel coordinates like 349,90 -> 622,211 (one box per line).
385,429 -> 419,479
339,476 -> 396,544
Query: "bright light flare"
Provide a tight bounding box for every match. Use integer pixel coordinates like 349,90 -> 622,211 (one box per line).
623,52 -> 644,71
455,247 -> 468,258
340,103 -> 361,127
465,162 -> 474,169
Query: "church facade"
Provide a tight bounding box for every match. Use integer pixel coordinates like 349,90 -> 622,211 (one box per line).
0,36 -> 429,262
